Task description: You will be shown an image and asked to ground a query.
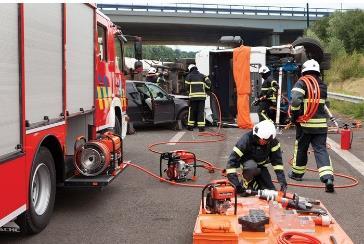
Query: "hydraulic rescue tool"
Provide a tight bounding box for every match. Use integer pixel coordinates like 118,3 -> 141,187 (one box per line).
245,189 -> 323,212
74,132 -> 122,176
159,150 -> 197,182
202,179 -> 237,215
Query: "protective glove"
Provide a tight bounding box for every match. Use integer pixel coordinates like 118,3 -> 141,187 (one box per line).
276,171 -> 288,192
252,98 -> 260,106
227,172 -> 246,194
280,181 -> 288,193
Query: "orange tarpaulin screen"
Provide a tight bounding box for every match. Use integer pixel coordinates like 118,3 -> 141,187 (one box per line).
233,46 -> 253,129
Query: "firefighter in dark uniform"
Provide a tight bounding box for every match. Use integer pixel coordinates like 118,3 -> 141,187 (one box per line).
255,66 -> 279,122
288,59 -> 334,193
185,64 -> 211,132
226,120 -> 287,193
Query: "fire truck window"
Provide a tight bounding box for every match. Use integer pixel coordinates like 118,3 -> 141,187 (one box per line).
97,24 -> 107,61
114,36 -> 123,71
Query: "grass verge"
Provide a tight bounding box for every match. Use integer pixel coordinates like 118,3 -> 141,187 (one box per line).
329,99 -> 364,120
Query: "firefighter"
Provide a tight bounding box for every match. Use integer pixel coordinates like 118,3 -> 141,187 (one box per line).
145,67 -> 158,83
254,66 -> 279,122
226,120 -> 287,194
156,72 -> 166,89
288,59 -> 334,193
185,64 -> 211,132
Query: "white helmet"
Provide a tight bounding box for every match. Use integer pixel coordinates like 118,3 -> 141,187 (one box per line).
258,65 -> 270,74
301,59 -> 320,74
148,67 -> 157,74
253,120 -> 276,140
188,64 -> 197,71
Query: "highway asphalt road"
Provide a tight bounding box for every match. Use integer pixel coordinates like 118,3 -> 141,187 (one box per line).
1,125 -> 364,244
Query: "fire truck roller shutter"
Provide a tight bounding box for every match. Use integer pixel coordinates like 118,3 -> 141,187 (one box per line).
66,4 -> 94,115
0,4 -> 21,156
24,4 -> 63,125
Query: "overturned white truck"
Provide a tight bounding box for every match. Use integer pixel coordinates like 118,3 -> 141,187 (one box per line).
195,37 -> 329,126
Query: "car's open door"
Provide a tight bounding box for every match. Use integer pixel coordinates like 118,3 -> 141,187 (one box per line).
126,82 -> 146,122
146,83 -> 175,123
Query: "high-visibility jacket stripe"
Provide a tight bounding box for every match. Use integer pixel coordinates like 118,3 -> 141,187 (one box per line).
319,166 -> 333,172
301,123 -> 327,128
271,143 -> 281,152
226,168 -> 237,174
319,169 -> 334,177
273,165 -> 284,171
233,146 -> 244,157
303,98 -> 326,103
292,87 -> 305,95
291,105 -> 301,110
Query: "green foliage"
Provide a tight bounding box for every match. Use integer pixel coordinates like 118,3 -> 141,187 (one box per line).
306,10 -> 364,83
308,10 -> 364,54
326,52 -> 364,83
124,45 -> 196,60
327,10 -> 364,53
329,100 -> 364,120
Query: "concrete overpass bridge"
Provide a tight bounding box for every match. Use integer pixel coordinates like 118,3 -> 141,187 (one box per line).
98,4 -> 339,46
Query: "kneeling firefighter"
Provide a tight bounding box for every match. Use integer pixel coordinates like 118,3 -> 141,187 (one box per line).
254,66 -> 279,122
185,64 -> 211,132
288,59 -> 334,193
226,120 -> 287,194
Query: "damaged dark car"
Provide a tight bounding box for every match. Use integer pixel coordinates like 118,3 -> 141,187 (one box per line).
126,81 -> 189,133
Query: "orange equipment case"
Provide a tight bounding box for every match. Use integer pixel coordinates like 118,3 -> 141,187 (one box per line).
193,197 -> 353,244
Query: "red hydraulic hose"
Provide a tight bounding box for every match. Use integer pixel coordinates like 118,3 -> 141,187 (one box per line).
296,75 -> 320,123
277,231 -> 321,244
125,91 -> 359,189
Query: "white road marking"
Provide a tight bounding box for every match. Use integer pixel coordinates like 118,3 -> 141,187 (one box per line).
168,132 -> 186,145
327,137 -> 364,177
0,204 -> 26,227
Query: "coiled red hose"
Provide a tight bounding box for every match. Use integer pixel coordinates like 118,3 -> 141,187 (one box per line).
277,231 -> 321,244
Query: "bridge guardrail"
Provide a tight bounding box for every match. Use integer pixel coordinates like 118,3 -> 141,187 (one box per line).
328,92 -> 364,104
97,3 -> 349,17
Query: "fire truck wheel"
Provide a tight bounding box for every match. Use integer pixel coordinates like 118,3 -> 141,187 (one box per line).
16,147 -> 56,234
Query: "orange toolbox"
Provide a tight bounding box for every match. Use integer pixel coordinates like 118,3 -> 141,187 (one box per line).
193,197 -> 353,244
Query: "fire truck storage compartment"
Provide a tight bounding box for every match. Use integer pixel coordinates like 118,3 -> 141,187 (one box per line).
24,4 -> 63,126
64,112 -> 94,178
210,51 -> 236,122
66,4 -> 94,115
0,4 -> 21,157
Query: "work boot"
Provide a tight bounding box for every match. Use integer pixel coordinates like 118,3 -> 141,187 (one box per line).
325,179 -> 335,193
198,127 -> 205,132
288,171 -> 303,181
187,126 -> 193,131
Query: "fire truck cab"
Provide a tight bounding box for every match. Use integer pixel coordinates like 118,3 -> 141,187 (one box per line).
0,4 -> 141,233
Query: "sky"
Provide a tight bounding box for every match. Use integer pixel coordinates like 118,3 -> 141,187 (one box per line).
100,0 -> 364,51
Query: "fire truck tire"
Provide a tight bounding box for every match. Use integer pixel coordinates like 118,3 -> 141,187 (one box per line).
16,147 -> 56,234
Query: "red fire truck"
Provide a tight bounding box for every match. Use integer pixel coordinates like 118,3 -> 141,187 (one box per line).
0,3 -> 142,233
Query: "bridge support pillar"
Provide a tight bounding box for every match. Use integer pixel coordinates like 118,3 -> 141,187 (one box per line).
271,33 -> 281,46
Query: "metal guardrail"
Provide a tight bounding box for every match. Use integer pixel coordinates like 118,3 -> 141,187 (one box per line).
328,92 -> 364,104
97,3 -> 349,17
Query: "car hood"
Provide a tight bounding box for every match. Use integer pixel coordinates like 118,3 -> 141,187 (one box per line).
173,96 -> 188,107
171,94 -> 189,100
